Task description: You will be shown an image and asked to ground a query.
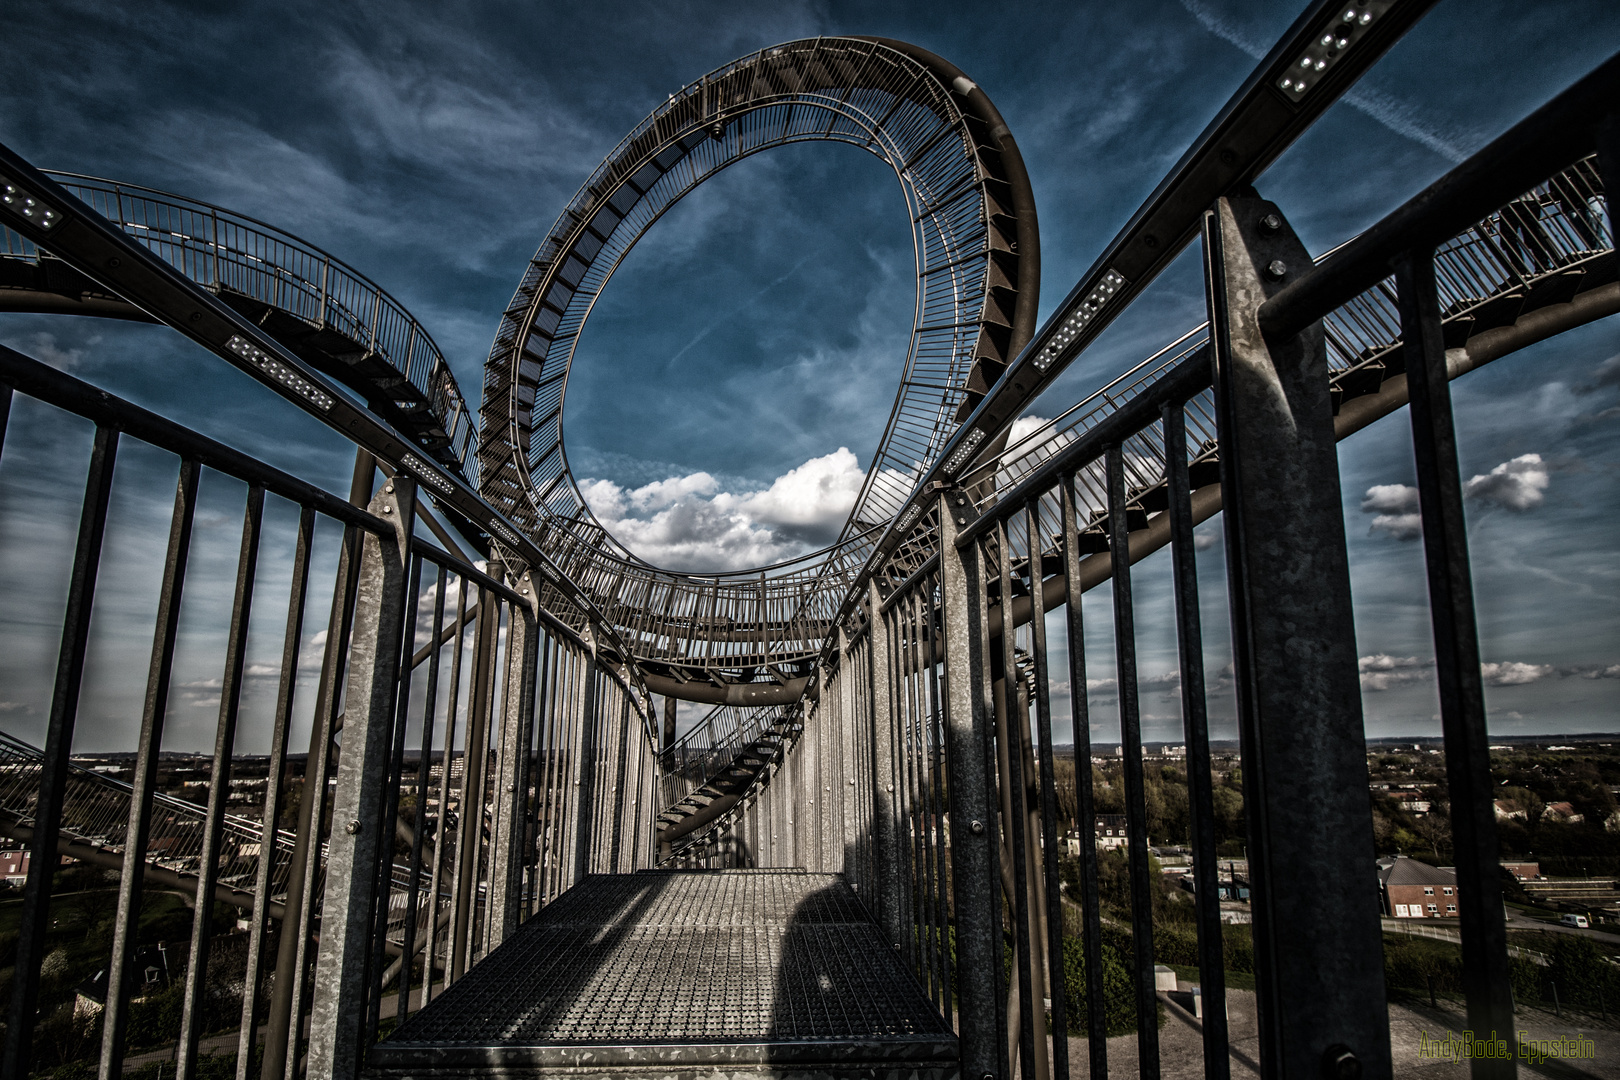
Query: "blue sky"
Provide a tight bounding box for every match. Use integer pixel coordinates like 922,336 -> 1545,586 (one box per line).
0,0 -> 1615,747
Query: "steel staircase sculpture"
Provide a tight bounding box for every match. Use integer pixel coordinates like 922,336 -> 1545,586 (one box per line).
0,2 -> 1616,1076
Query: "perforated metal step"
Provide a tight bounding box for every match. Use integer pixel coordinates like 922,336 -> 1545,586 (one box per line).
369,870 -> 957,1079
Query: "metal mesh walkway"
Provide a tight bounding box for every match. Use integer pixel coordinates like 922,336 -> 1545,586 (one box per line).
369,870 -> 957,1077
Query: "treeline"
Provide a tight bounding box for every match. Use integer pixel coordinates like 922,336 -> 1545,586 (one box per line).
1051,758 -> 1247,854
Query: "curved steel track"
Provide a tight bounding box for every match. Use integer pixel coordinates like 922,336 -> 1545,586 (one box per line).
1,32 -> 1613,711
474,36 -> 1040,683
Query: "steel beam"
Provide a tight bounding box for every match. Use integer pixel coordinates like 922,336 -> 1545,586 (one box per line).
306,479 -> 416,1080
937,491 -> 1003,1080
1207,194 -> 1390,1080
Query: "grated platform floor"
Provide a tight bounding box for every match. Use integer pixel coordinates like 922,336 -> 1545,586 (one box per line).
369,870 -> 957,1077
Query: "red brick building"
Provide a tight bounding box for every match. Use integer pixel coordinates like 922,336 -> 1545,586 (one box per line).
0,848 -> 28,885
1378,855 -> 1459,918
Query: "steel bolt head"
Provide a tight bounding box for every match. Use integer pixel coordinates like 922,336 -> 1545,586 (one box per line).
1322,1045 -> 1361,1080
970,819 -> 985,835
1260,213 -> 1282,232
1265,259 -> 1288,280
345,819 -> 361,835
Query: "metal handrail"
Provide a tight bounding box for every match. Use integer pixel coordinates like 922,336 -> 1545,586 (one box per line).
6,173 -> 475,479
656,704 -> 786,816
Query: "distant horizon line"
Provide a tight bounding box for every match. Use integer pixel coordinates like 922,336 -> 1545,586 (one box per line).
48,732 -> 1620,760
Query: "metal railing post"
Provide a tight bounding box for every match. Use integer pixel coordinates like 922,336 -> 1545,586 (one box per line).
491,582 -> 542,940
306,478 -> 416,1080
1161,401 -> 1230,1078
2,425 -> 118,1080
175,486 -> 265,1080
866,580 -> 902,946
937,490 -> 1003,1078
1394,249 -> 1516,1073
1206,193 -> 1391,1080
99,458 -> 199,1080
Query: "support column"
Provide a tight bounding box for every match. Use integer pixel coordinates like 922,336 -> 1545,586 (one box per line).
937,491 -> 1003,1079
306,478 -> 416,1080
865,584 -> 902,947
490,581 -> 541,943
1206,194 -> 1391,1080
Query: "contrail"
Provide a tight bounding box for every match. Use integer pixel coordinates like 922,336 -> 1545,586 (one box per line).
1179,0 -> 1475,163
664,250 -> 820,370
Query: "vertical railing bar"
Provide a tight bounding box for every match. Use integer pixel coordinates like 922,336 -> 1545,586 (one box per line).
281,522 -> 365,1080
1106,444 -> 1160,1077
101,458 -> 200,1080
918,585 -> 944,1011
364,551 -> 423,1046
904,590 -> 927,984
176,485 -> 264,1080
237,504 -> 314,1080
261,518 -> 350,1080
2,424 -> 119,1080
422,572 -> 468,1008
997,519 -> 1039,1080
536,636 -> 563,906
1161,402 -> 1230,1078
1394,249 -> 1516,1066
924,576 -> 953,1021
397,562 -> 447,1023
1024,499 -> 1069,1080
554,645 -> 580,893
449,587 -> 493,982
524,626 -> 554,917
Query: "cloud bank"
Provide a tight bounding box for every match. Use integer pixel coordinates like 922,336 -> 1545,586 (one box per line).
578,448 -> 868,571
1358,653 -> 1618,691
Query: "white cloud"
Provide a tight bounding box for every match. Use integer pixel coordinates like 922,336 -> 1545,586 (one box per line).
1006,415 -> 1051,447
1359,653 -> 1433,691
1480,661 -> 1554,686
1193,529 -> 1217,551
1361,484 -> 1420,515
578,448 -> 867,572
1464,454 -> 1549,511
1360,483 -> 1423,541
713,450 -> 863,536
1357,653 -> 1597,691
1360,454 -> 1551,540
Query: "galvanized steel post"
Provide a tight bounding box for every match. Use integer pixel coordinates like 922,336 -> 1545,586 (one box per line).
305,478 -> 416,1080
937,490 -> 1002,1079
1207,194 -> 1391,1080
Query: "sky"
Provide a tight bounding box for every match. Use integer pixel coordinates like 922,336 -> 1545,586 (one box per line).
0,0 -> 1615,749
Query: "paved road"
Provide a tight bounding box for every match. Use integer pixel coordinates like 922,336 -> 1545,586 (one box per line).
1503,908 -> 1620,945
